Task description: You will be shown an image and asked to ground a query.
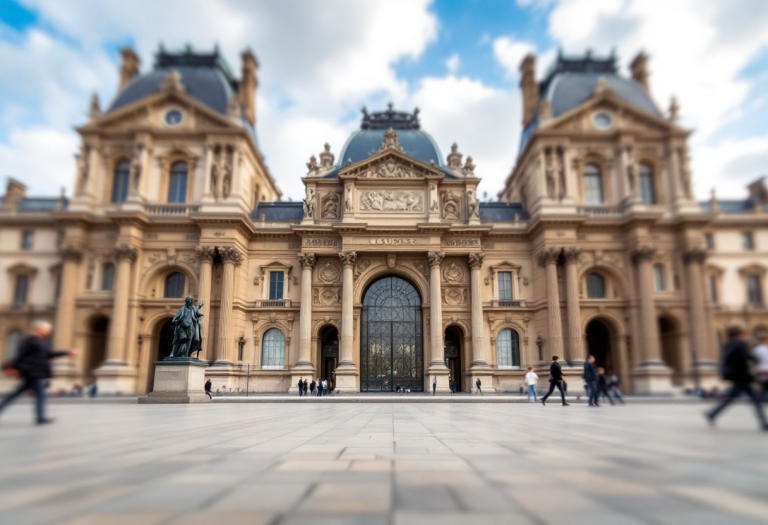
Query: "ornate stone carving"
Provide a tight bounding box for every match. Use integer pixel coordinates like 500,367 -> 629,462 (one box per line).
441,191 -> 460,220
303,188 -> 316,219
314,287 -> 342,306
562,247 -> 583,264
298,253 -> 317,269
114,245 -> 139,263
427,251 -> 445,268
466,189 -> 479,219
345,183 -> 354,213
60,247 -> 83,263
318,261 -> 339,282
536,248 -> 561,267
321,191 -> 341,219
319,143 -> 335,170
387,254 -> 397,269
442,287 -> 468,306
379,128 -> 404,152
306,155 -> 319,175
442,261 -> 465,282
160,70 -> 184,92
467,252 -> 485,270
463,156 -> 475,176
210,162 -> 219,198
361,159 -> 420,179
195,246 -> 216,263
630,246 -> 656,265
219,246 -> 244,266
683,248 -> 707,264
222,160 -> 232,198
447,143 -> 462,169
413,259 -> 429,277
360,190 -> 423,212
338,251 -> 357,269
353,259 -> 370,280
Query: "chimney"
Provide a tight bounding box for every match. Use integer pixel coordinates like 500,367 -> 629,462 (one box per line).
630,52 -> 649,91
239,49 -> 259,126
119,47 -> 140,90
2,178 -> 27,210
519,54 -> 538,127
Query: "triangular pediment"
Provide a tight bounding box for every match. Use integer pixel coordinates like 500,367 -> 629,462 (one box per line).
339,149 -> 442,180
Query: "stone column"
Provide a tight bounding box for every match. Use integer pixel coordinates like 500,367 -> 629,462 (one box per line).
215,246 -> 244,364
684,248 -> 718,383
563,247 -> 584,364
195,246 -> 215,360
631,246 -> 672,393
295,253 -> 316,369
335,251 -> 358,392
95,245 -> 138,394
54,247 -> 83,351
536,248 -> 564,359
468,253 -> 488,367
427,251 -> 450,392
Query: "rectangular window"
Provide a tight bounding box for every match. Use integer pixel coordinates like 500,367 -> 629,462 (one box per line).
168,171 -> 187,203
584,174 -> 604,204
21,231 -> 33,250
54,273 -> 62,302
742,232 -> 754,251
13,275 -> 29,306
747,275 -> 763,307
704,233 -> 714,250
101,264 -> 115,291
653,264 -> 665,292
269,271 -> 284,300
709,276 -> 718,303
498,272 -> 513,300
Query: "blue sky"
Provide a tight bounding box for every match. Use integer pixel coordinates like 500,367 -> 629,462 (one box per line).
1,0 -> 768,200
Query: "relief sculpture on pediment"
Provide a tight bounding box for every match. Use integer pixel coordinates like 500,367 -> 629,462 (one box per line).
359,190 -> 423,212
360,159 -> 422,179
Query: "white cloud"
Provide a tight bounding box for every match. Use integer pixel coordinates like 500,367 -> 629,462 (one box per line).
493,37 -> 536,79
0,127 -> 79,191
445,54 -> 460,74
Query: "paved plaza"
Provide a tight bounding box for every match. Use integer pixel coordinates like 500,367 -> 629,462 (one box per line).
1,400 -> 767,524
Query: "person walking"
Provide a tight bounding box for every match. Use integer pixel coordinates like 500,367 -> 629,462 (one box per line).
525,367 -> 538,402
475,378 -> 483,395
310,378 -> 316,396
607,371 -> 625,404
541,356 -> 569,406
432,376 -> 436,396
303,378 -> 308,396
297,377 -> 304,397
204,379 -> 212,400
706,325 -> 767,430
321,379 -> 328,397
584,355 -> 599,407
0,321 -> 78,425
596,367 -> 615,406
753,330 -> 768,400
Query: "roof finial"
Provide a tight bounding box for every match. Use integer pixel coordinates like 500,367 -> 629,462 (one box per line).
668,96 -> 679,122
387,102 -> 394,113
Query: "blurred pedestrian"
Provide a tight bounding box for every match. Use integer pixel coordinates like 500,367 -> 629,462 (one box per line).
525,366 -> 538,402
204,379 -> 212,400
297,377 -> 304,396
607,371 -> 624,404
432,375 -> 436,396
310,378 -> 316,396
0,321 -> 78,425
596,367 -> 615,406
706,326 -> 767,430
541,355 -> 569,406
475,377 -> 483,395
584,355 -> 599,407
753,330 -> 768,400
303,378 -> 308,396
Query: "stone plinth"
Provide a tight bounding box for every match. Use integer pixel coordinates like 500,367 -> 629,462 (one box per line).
138,358 -> 211,404
632,363 -> 675,395
94,361 -> 137,395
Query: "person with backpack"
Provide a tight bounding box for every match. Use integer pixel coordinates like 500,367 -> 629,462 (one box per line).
541,355 -> 569,406
706,325 -> 767,430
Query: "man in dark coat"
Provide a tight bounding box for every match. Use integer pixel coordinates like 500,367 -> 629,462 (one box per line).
310,379 -> 316,396
297,377 -> 304,396
584,355 -> 599,407
541,355 -> 569,406
204,379 -> 212,400
0,321 -> 78,424
707,326 -> 767,430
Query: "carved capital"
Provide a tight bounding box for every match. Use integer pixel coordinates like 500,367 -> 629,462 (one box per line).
630,246 -> 657,265
467,252 -> 485,270
683,248 -> 707,265
60,246 -> 83,263
219,246 -> 245,266
338,251 -> 357,269
427,251 -> 445,268
195,245 -> 216,263
536,248 -> 561,267
113,245 -> 139,263
562,247 -> 583,264
298,252 -> 317,269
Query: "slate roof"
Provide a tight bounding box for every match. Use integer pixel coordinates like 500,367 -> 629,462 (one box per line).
519,51 -> 663,155
106,47 -> 258,147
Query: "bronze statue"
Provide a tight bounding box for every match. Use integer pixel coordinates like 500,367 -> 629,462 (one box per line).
169,297 -> 204,358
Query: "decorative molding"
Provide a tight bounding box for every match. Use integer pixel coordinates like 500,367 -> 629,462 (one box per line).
298,253 -> 317,269
219,246 -> 245,266
339,251 -> 357,269
353,259 -> 370,280
114,245 -> 139,263
360,159 -> 421,179
442,261 -> 465,282
360,190 -> 423,212
195,246 -> 216,263
318,261 -> 339,282
60,247 -> 83,263
427,251 -> 445,268
313,287 -> 342,306
536,248 -> 561,267
442,287 -> 469,306
562,247 -> 583,264
320,191 -> 341,219
630,246 -> 656,265
683,248 -> 707,265
467,252 -> 485,270
413,259 -> 429,277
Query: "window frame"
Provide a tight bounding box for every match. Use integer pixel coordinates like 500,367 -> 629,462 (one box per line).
13,274 -> 29,307
741,232 -> 755,251
20,231 -> 34,251
583,163 -> 604,205
111,160 -> 131,203
164,272 -> 187,299
498,271 -> 513,300
704,233 -> 715,250
653,264 -> 666,292
101,263 -> 115,292
496,328 -> 521,369
747,275 -> 763,308
261,328 -> 286,370
167,161 -> 188,204
638,163 -> 656,204
5,330 -> 23,361
269,271 -> 285,301
585,272 -> 606,299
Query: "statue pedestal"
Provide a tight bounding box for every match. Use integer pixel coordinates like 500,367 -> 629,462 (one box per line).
138,358 -> 211,404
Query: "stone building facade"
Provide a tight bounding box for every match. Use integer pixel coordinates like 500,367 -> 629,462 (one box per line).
1,46 -> 767,395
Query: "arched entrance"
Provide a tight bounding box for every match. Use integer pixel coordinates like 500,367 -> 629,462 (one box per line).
585,319 -> 613,372
320,325 -> 339,386
659,316 -> 683,385
361,275 -> 423,392
147,318 -> 174,392
86,317 -> 109,383
444,326 -> 463,392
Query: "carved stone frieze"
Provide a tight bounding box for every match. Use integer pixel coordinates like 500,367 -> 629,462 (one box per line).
413,259 -> 429,277
353,259 -> 370,280
360,159 -> 421,179
360,190 -> 423,212
441,191 -> 460,219
442,261 -> 465,282
298,253 -> 316,269
318,261 -> 339,282
321,191 -> 341,219
442,287 -> 469,306
314,287 -> 342,306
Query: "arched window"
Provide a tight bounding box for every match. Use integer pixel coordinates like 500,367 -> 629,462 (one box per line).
583,163 -> 604,204
112,161 -> 130,203
5,330 -> 23,361
168,162 -> 188,203
639,163 -> 656,204
261,328 -> 285,369
497,328 -> 520,369
586,273 -> 606,299
164,272 -> 186,298
101,263 -> 115,291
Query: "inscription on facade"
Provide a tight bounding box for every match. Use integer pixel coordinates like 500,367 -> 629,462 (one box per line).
444,238 -> 480,247
368,237 -> 417,245
304,238 -> 339,247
